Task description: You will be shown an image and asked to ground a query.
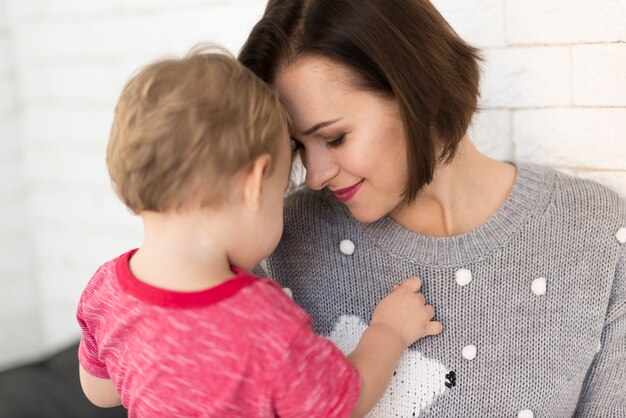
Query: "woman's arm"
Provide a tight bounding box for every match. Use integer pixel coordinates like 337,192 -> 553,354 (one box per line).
574,245 -> 626,416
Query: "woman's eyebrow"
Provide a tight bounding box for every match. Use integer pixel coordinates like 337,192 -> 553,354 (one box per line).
302,118 -> 342,136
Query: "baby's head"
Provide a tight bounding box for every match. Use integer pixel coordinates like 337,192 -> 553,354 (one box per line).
107,46 -> 291,269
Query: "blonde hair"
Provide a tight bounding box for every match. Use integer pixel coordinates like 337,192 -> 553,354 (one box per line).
107,45 -> 288,213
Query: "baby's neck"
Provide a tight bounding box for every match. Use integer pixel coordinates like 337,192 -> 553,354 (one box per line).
130,211 -> 235,292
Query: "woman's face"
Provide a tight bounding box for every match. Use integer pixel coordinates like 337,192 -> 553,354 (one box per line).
275,56 -> 409,223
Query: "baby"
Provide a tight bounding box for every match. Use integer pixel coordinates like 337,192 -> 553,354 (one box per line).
76,46 -> 442,418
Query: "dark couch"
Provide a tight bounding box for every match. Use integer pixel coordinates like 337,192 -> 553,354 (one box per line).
0,343 -> 127,418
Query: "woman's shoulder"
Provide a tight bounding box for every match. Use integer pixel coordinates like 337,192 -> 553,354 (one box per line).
546,166 -> 626,221
515,163 -> 624,218
521,164 -> 626,249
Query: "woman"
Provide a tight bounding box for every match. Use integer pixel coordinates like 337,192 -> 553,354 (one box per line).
240,0 -> 626,416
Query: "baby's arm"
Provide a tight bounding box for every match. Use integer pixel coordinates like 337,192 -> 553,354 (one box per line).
79,364 -> 121,407
76,290 -> 121,408
347,277 -> 442,418
272,277 -> 441,418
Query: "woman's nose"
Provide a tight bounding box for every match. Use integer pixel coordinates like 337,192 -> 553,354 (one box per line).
302,145 -> 338,191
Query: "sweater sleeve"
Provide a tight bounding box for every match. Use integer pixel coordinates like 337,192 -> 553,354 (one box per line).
574,244 -> 626,416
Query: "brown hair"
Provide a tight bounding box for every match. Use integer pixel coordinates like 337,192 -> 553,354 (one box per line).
239,0 -> 482,201
107,46 -> 288,213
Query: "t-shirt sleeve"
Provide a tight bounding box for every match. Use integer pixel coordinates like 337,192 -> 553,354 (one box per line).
272,318 -> 361,418
575,245 -> 626,416
76,293 -> 109,379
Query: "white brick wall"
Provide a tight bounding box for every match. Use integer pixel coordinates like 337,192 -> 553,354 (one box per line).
0,0 -> 41,370
431,0 -> 506,48
0,0 -> 624,370
445,0 -> 626,197
573,44 -> 626,106
514,109 -> 626,169
469,110 -> 513,161
506,0 -> 626,45
481,47 -> 572,108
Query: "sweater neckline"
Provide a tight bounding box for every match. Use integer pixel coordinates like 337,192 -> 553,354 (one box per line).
329,163 -> 555,267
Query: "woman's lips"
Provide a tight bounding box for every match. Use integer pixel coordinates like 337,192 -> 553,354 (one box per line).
332,180 -> 364,203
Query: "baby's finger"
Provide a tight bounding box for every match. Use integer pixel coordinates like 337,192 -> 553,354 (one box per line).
426,321 -> 443,336
423,304 -> 435,319
415,293 -> 426,306
401,276 -> 422,292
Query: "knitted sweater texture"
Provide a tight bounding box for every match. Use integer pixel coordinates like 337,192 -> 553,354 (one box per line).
260,163 -> 626,417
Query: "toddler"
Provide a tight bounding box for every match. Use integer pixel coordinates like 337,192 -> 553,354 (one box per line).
76,46 -> 442,418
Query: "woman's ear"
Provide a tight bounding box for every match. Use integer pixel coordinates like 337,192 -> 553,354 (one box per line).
241,154 -> 272,212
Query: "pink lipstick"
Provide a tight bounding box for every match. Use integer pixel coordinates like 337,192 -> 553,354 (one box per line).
332,180 -> 364,203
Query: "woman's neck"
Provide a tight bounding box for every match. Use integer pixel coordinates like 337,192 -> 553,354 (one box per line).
389,136 -> 517,237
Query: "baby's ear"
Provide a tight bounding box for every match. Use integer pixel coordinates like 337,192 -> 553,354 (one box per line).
241,154 -> 272,212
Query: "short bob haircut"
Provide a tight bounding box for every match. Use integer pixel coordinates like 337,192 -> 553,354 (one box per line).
239,0 -> 482,202
107,46 -> 287,213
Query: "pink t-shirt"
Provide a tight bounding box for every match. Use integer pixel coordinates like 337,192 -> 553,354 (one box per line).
77,249 -> 360,418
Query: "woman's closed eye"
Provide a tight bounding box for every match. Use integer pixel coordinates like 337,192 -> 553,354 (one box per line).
325,133 -> 346,149
290,133 -> 346,154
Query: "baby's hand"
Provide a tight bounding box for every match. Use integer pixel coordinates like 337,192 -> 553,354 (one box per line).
370,277 -> 442,348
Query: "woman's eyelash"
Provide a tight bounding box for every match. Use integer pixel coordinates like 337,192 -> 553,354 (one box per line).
325,134 -> 346,149
290,134 -> 346,152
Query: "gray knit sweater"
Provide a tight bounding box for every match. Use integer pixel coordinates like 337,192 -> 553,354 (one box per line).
259,163 -> 626,417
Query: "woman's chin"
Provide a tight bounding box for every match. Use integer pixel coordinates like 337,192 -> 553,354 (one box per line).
347,206 -> 386,224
